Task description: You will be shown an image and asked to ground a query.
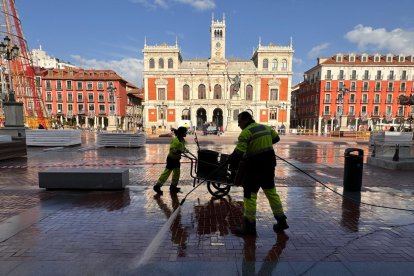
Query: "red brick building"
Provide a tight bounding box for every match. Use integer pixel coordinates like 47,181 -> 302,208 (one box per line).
35,68 -> 143,130
295,53 -> 414,134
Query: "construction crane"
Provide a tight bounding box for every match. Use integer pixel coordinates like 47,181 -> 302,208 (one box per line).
0,0 -> 47,128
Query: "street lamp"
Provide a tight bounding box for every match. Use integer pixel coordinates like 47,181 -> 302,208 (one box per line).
337,86 -> 349,131
106,83 -> 117,131
156,102 -> 168,129
0,36 -> 20,103
278,102 -> 288,135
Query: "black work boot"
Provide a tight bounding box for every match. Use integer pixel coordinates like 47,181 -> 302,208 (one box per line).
169,185 -> 181,193
273,215 -> 289,232
153,184 -> 163,195
235,218 -> 257,236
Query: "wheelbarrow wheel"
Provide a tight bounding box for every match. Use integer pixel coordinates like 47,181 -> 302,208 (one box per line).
207,181 -> 230,198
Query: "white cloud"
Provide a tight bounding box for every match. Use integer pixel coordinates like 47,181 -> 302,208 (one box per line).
71,55 -> 143,87
345,25 -> 414,54
129,0 -> 215,10
307,43 -> 330,59
293,57 -> 303,65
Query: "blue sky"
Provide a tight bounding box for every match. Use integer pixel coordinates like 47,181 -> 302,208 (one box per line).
18,0 -> 414,87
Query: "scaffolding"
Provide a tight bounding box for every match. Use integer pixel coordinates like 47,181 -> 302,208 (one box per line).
0,0 -> 47,128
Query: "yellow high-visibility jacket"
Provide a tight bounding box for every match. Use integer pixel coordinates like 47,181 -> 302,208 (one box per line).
168,137 -> 186,159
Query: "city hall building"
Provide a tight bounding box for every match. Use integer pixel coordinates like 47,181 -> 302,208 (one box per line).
142,15 -> 294,132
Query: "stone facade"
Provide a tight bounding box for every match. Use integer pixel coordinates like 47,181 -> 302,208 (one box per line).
142,16 -> 294,132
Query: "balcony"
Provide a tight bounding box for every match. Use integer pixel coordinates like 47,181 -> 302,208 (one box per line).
360,99 -> 369,104
400,74 -> 408,80
350,74 -> 358,80
386,87 -> 394,92
362,75 -> 370,80
323,99 -> 331,104
325,75 -> 332,80
375,74 -> 383,80
337,74 -> 345,80
387,75 -> 395,80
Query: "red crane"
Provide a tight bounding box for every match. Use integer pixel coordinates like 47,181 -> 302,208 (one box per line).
0,0 -> 47,128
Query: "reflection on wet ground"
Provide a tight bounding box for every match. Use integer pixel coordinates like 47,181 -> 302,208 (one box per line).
0,134 -> 413,275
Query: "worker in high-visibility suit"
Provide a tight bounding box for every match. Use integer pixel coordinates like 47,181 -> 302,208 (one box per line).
153,126 -> 188,195
230,111 -> 288,235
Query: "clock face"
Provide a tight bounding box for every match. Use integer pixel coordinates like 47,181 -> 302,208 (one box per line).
216,42 -> 221,48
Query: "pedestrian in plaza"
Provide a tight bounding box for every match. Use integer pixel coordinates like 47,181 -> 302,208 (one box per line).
229,111 -> 288,236
153,126 -> 188,195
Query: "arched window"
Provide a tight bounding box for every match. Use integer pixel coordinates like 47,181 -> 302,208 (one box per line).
281,59 -> 287,71
269,110 -> 277,120
214,84 -> 222,99
263,59 -> 268,70
272,59 -> 278,70
183,85 -> 190,101
159,58 -> 164,69
198,84 -> 206,99
182,109 -> 190,120
245,85 -> 253,101
168,58 -> 173,69
149,58 -> 155,69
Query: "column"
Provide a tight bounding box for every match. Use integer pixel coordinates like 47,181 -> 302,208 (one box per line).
318,117 -> 322,136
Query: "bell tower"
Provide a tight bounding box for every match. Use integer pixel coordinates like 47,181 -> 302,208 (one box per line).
210,14 -> 225,60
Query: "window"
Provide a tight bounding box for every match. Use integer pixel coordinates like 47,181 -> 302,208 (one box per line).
374,94 -> 380,103
376,70 -> 382,80
361,106 -> 367,113
66,80 -> 72,90
398,106 -> 404,116
57,104 -> 63,113
374,55 -> 380,62
272,59 -> 278,70
363,82 -> 369,91
338,70 -> 344,80
57,92 -> 62,102
269,109 -> 277,120
97,81 -> 104,90
338,81 -> 344,90
88,104 -> 94,111
46,92 -> 52,102
386,94 -> 393,103
400,82 -> 406,92
98,93 -> 104,102
386,106 -> 392,115
67,92 -> 73,102
351,70 -> 357,80
387,82 -> 393,92
349,94 -> 356,103
270,89 -> 278,101
362,55 -> 367,62
77,92 -> 83,102
149,58 -> 155,68
168,58 -> 173,69
99,105 -> 105,113
158,88 -> 166,100
363,70 -> 369,80
349,55 -> 355,62
386,55 -> 393,62
56,80 -> 62,90
245,85 -> 253,101
46,80 -> 52,90
388,70 -> 395,80
159,58 -> 164,69
183,85 -> 190,101
78,104 -> 84,113
198,84 -> 206,99
214,84 -> 222,99
375,82 -> 381,91
86,82 -> 93,90
263,59 -> 268,70
324,94 -> 331,103
325,82 -> 331,91
324,106 -> 330,115
362,94 -> 368,103
401,70 -> 407,80
182,109 -> 190,120
67,104 -> 73,111
281,59 -> 287,70
88,93 -> 94,102
349,106 -> 355,115
336,55 -> 342,62
326,70 -> 332,80
399,55 -> 405,62
350,81 -> 356,91
76,81 -> 83,90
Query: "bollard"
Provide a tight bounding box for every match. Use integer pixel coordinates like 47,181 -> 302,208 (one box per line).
343,148 -> 364,192
392,144 -> 400,162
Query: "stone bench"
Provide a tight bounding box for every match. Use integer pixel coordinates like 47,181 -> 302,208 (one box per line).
26,129 -> 82,147
96,132 -> 146,148
39,168 -> 129,190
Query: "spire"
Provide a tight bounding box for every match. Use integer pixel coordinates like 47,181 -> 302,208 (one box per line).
175,36 -> 178,47
223,13 -> 225,23
212,13 -> 214,22
290,36 -> 293,48
144,36 -> 147,47
259,36 -> 261,46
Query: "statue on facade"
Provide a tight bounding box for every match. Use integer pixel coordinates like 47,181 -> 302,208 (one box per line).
399,94 -> 414,105
227,72 -> 241,93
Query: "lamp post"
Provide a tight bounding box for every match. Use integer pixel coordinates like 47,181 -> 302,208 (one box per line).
0,36 -> 19,103
106,83 -> 117,131
278,102 -> 288,135
156,102 -> 168,130
337,86 -> 349,131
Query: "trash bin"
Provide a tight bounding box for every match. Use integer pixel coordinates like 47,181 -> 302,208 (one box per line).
197,150 -> 219,178
343,148 -> 364,192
